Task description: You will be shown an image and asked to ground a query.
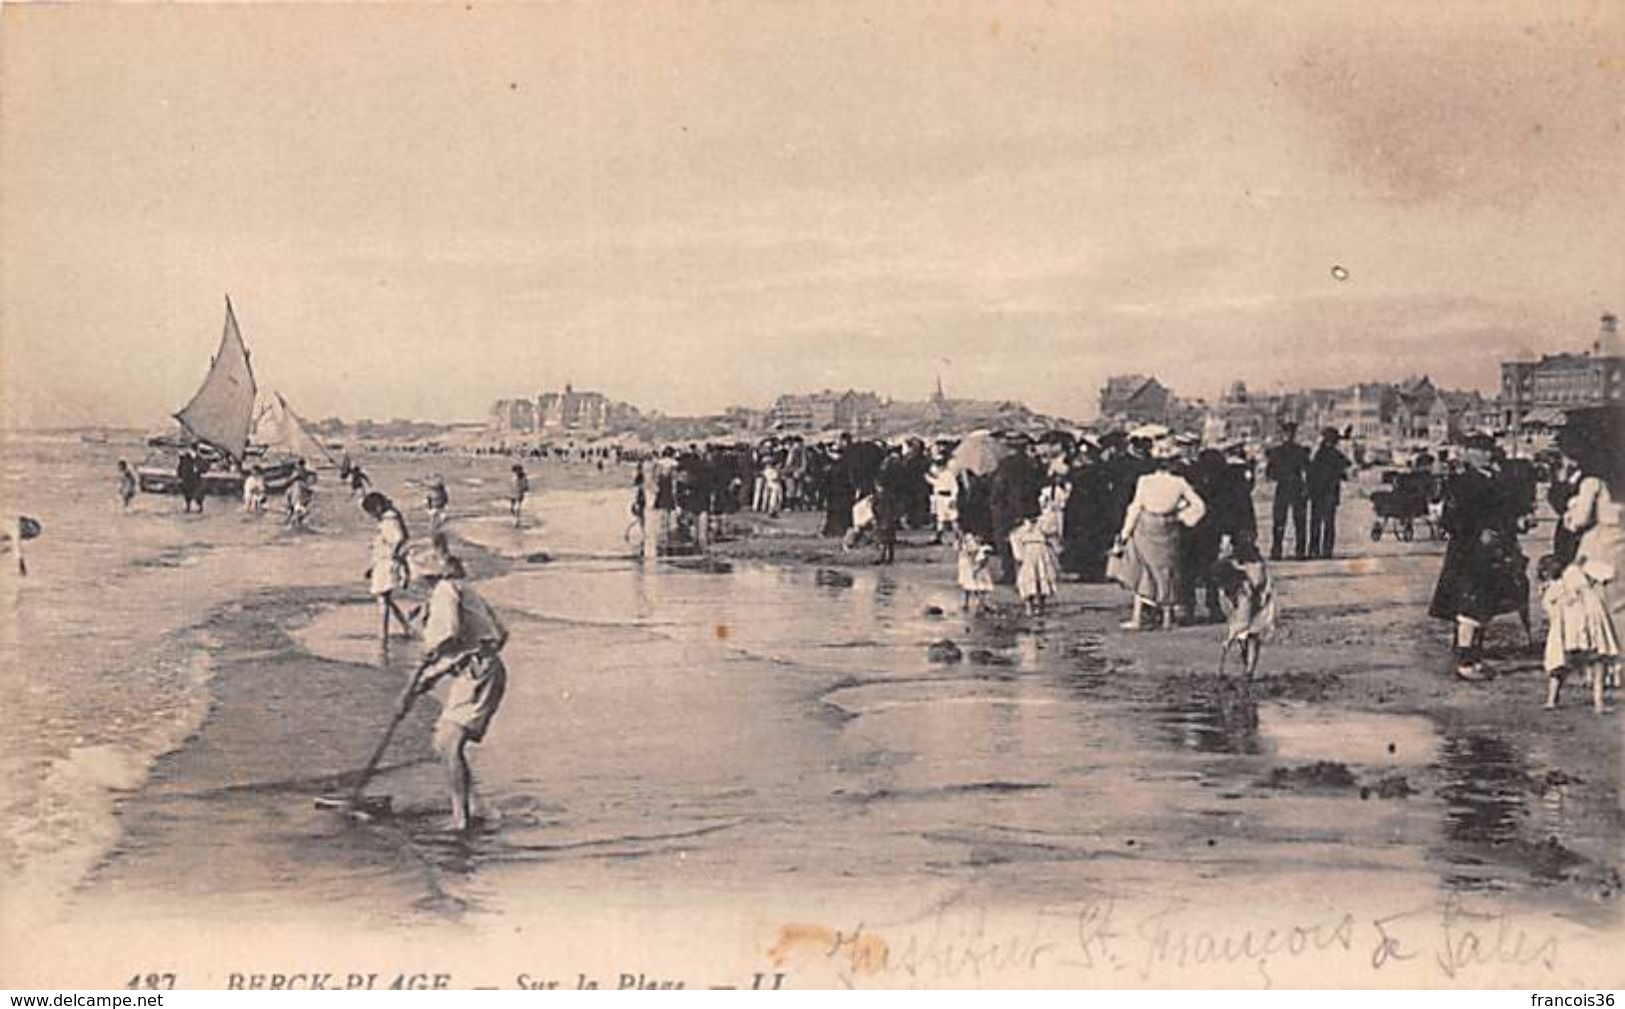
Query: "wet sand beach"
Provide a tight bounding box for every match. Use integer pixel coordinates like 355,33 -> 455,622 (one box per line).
6,444 -> 1620,987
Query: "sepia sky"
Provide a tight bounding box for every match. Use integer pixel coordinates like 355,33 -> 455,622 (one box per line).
2,1 -> 1622,428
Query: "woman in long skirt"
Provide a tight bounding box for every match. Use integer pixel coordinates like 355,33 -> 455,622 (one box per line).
1110,453 -> 1206,630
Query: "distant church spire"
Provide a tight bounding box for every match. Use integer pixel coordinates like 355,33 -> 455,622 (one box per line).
933,374 -> 946,403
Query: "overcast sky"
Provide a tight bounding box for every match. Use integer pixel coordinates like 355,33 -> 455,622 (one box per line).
2,1 -> 1621,428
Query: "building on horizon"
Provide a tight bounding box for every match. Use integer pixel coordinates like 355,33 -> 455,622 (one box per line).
1490,313 -> 1623,431
1098,374 -> 1173,426
489,398 -> 537,433
487,384 -> 640,436
1204,376 -> 1480,447
766,389 -> 883,432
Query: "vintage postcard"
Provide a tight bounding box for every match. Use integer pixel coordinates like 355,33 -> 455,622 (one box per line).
2,1 -> 1621,990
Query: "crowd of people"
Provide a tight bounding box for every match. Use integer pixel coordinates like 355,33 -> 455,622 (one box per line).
641,427 -> 1278,629
626,412 -> 1620,704
81,405 -> 1617,833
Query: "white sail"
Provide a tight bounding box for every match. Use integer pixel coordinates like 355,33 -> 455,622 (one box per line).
253,391 -> 337,467
174,297 -> 257,461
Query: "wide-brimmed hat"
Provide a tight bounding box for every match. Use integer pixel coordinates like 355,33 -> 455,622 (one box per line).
1320,427 -> 1342,442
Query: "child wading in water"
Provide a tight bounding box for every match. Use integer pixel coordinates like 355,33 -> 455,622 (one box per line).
1213,536 -> 1276,677
362,491 -> 416,652
1539,553 -> 1619,713
509,464 -> 529,528
284,470 -> 314,528
958,532 -> 994,612
241,465 -> 268,514
425,476 -> 450,531
401,540 -> 510,832
117,460 -> 137,510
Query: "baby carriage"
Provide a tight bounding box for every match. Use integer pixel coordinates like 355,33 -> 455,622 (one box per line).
1370,470 -> 1440,542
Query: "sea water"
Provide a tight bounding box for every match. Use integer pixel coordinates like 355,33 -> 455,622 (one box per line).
5,440 -> 1616,939
0,433 -> 364,920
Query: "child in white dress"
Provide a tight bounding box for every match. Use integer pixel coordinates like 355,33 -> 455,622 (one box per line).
927,462 -> 960,545
957,532 -> 994,611
241,467 -> 268,514
1010,516 -> 1059,615
1213,536 -> 1276,677
1539,553 -> 1619,713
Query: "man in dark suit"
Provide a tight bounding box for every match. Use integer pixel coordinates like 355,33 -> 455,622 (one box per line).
1306,428 -> 1352,559
1265,422 -> 1310,560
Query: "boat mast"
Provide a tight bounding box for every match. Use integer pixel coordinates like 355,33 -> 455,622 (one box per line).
173,294 -> 259,462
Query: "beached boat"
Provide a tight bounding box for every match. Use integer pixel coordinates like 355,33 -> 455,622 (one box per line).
137,298 -> 311,496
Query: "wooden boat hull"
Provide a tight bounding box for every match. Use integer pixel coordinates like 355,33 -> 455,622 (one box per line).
137,460 -> 301,497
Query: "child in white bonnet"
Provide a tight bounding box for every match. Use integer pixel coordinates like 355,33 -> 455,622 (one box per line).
957,532 -> 994,612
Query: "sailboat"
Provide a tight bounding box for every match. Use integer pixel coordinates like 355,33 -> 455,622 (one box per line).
136,297 -> 305,496
252,391 -> 338,469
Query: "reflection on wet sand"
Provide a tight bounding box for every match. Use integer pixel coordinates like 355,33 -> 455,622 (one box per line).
68,487 -> 1620,936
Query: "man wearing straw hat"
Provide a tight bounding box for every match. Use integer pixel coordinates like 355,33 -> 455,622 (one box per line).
400,538 -> 509,832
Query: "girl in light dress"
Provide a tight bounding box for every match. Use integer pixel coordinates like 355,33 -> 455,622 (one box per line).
957,532 -> 994,611
425,476 -> 450,531
927,460 -> 960,545
284,471 -> 315,528
1039,478 -> 1069,544
362,491 -> 416,649
760,458 -> 784,518
1213,535 -> 1276,677
241,466 -> 268,514
1539,553 -> 1619,713
1010,515 -> 1060,615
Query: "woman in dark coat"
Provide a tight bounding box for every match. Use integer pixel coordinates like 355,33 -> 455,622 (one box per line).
989,446 -> 1040,585
872,452 -> 907,564
1428,438 -> 1531,680
176,450 -> 206,513
956,471 -> 993,543
1182,449 -> 1234,622
822,440 -> 857,538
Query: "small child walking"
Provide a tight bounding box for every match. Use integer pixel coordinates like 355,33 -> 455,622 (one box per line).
1010,516 -> 1059,615
957,532 -> 994,612
285,472 -> 315,529
1213,536 -> 1276,677
117,460 -> 137,510
1539,553 -> 1619,713
425,476 -> 450,531
241,465 -> 268,514
509,464 -> 529,528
